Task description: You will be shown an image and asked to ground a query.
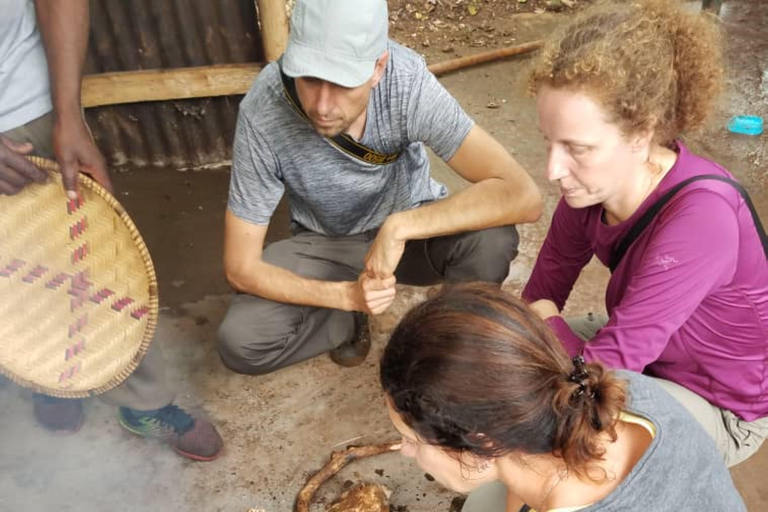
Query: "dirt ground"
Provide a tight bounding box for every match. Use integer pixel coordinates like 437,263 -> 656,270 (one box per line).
1,1 -> 767,511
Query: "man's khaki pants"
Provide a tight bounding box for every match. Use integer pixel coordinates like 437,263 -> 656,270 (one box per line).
567,313 -> 768,468
3,113 -> 173,410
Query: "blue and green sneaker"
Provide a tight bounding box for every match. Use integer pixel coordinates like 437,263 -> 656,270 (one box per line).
118,404 -> 223,461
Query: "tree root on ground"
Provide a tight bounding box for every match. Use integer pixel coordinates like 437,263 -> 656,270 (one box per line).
295,442 -> 401,512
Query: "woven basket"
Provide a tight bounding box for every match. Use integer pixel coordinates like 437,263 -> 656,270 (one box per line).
0,157 -> 158,398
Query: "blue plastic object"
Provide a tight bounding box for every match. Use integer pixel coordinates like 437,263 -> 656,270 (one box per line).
727,115 -> 764,136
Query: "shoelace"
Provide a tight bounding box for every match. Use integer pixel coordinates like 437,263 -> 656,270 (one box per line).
150,404 -> 195,435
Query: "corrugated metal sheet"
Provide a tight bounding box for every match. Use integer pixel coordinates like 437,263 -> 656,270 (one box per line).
84,0 -> 264,169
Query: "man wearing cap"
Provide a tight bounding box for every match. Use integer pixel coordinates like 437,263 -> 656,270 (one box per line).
218,0 -> 542,374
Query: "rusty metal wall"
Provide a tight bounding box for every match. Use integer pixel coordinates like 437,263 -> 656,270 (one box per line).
84,0 -> 264,169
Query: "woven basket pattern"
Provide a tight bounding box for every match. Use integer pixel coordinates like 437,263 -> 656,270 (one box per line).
0,157 -> 158,398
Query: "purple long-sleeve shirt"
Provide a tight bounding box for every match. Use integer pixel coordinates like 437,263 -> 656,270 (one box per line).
523,142 -> 768,421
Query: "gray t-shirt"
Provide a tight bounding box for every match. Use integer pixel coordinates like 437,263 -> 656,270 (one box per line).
577,371 -> 746,511
228,40 -> 474,236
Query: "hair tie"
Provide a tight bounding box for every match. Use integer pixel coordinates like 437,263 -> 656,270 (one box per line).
569,355 -> 592,400
569,355 -> 589,383
569,356 -> 603,429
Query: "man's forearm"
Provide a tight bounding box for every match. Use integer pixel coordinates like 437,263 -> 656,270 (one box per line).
227,259 -> 356,311
383,177 -> 541,243
35,0 -> 90,122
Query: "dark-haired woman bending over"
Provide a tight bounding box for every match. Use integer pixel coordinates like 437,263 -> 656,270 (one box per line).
381,284 -> 746,512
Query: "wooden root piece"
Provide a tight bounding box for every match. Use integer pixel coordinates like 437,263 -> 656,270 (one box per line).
295,442 -> 401,512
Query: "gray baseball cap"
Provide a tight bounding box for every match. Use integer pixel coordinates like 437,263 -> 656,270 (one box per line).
282,0 -> 389,88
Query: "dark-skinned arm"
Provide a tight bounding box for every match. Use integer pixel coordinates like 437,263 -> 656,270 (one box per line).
35,0 -> 112,196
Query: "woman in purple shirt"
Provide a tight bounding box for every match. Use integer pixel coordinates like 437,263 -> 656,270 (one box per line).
522,0 -> 768,470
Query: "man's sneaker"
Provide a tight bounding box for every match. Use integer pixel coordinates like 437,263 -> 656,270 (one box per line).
330,312 -> 371,367
33,394 -> 84,434
117,404 -> 223,461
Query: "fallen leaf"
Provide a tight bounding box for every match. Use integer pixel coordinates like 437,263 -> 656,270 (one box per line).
467,4 -> 478,15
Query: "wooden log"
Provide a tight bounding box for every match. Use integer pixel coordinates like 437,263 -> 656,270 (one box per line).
81,64 -> 262,108
256,0 -> 289,62
429,40 -> 544,77
80,41 -> 544,108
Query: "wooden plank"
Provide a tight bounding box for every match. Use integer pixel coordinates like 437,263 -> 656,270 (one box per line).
80,41 -> 543,108
81,63 -> 262,108
256,0 -> 289,62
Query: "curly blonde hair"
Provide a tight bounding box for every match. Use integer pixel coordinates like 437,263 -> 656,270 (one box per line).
529,0 -> 724,144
